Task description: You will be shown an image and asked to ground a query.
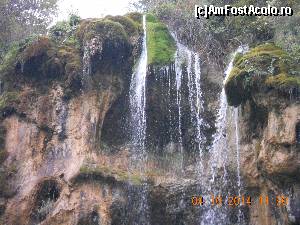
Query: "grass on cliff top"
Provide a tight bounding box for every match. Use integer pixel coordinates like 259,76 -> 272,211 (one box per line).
146,13 -> 176,66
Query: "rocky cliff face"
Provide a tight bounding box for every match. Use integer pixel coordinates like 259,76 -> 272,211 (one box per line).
0,14 -> 142,225
225,44 -> 300,225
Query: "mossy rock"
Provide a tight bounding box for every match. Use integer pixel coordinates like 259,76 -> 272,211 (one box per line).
1,36 -> 78,81
0,92 -> 20,112
78,164 -> 145,185
225,43 -> 300,106
146,14 -> 176,66
76,18 -> 129,44
125,12 -> 143,24
266,73 -> 300,90
57,45 -> 81,76
0,36 -> 41,76
146,13 -> 159,23
14,37 -> 64,79
76,18 -> 132,73
105,15 -> 141,37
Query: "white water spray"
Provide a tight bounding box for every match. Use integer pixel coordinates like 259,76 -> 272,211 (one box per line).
172,35 -> 206,174
129,15 -> 148,161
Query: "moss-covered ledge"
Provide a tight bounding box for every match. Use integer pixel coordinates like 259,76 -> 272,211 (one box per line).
146,14 -> 176,66
225,43 -> 300,106
71,162 -> 157,186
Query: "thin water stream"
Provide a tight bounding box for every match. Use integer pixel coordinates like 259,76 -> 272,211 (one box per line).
128,15 -> 150,225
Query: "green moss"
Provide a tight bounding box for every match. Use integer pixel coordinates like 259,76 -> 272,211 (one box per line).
225,43 -> 300,106
105,15 -> 140,37
0,151 -> 7,164
0,92 -> 20,111
146,13 -> 159,23
266,73 -> 300,89
0,163 -> 17,197
125,12 -> 143,24
16,37 -> 67,79
79,165 -> 144,185
57,45 -> 81,76
0,36 -> 41,75
0,44 -> 20,73
21,37 -> 53,62
146,14 -> 176,66
76,19 -> 128,44
234,43 -> 288,67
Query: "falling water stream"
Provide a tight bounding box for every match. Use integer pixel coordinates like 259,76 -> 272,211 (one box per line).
199,45 -> 249,224
128,15 -> 150,225
129,14 -> 148,163
172,36 -> 206,174
174,47 -> 184,171
127,14 -> 249,223
234,107 -> 243,224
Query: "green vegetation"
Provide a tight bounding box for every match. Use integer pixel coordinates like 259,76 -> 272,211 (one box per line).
49,14 -> 81,44
266,73 -> 300,90
79,164 -> 145,185
0,14 -> 140,101
76,18 -> 129,44
0,163 -> 18,197
1,35 -> 81,79
0,0 -> 58,63
0,92 -> 20,112
125,12 -> 143,24
0,35 -> 41,75
225,43 -> 300,106
0,151 -> 7,165
146,14 -> 176,66
105,15 -> 141,37
0,44 -> 20,74
57,45 -> 81,76
139,0 -> 300,66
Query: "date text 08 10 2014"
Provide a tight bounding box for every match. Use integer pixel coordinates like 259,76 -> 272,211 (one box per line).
191,195 -> 289,207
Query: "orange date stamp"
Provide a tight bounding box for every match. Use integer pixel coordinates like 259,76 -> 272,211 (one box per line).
191,195 -> 289,207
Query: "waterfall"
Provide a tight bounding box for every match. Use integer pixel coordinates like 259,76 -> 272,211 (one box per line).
230,46 -> 249,225
210,46 -> 241,184
174,49 -> 184,171
201,51 -> 236,225
129,14 -> 148,162
127,15 -> 150,225
201,45 -> 249,225
234,107 -> 243,224
192,53 -> 205,173
172,35 -> 206,174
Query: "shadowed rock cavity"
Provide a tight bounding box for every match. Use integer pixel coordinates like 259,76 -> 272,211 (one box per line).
77,210 -> 100,225
30,179 -> 61,223
296,122 -> 300,145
